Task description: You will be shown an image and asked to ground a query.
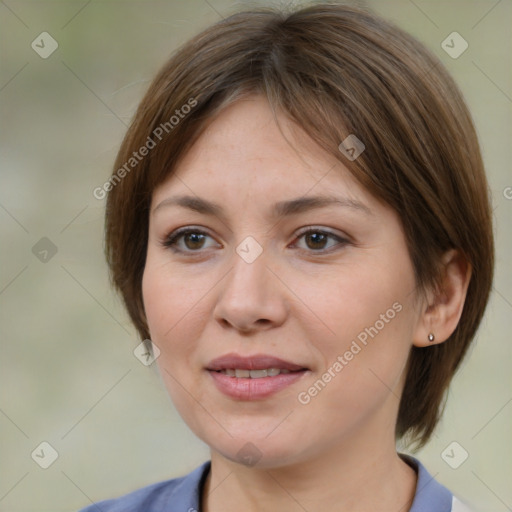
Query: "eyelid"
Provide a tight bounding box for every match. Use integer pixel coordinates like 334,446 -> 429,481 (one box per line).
161,226 -> 219,251
294,225 -> 349,240
161,225 -> 351,254
291,226 -> 351,252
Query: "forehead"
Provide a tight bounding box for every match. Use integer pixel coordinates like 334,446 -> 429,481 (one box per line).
151,95 -> 377,212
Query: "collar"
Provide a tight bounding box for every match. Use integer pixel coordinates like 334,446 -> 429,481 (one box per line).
401,454 -> 453,512
84,454 -> 454,511
171,455 -> 453,512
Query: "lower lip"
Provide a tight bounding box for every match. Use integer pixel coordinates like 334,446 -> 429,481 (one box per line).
207,370 -> 308,400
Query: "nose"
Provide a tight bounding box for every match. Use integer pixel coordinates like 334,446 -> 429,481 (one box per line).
213,245 -> 288,333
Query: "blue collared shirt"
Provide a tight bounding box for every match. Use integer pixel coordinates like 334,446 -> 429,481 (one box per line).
77,455 -> 471,511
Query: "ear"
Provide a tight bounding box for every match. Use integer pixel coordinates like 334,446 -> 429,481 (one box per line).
412,249 -> 472,347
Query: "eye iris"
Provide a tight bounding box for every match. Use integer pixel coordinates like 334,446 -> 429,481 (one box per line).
174,230 -> 335,251
185,233 -> 205,250
305,232 -> 327,249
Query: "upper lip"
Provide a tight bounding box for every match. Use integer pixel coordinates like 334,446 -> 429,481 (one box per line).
206,353 -> 308,371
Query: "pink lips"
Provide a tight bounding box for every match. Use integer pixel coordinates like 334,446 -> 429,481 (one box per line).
206,352 -> 309,400
206,353 -> 307,372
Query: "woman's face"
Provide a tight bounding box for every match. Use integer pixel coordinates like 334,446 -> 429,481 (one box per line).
142,95 -> 424,468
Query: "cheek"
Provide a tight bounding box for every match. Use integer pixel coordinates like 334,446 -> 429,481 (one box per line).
142,258 -> 207,343
295,257 -> 417,398
142,263 -> 210,425
296,259 -> 414,344
292,299 -> 414,441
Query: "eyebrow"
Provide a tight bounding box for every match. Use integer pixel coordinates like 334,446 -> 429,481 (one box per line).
152,194 -> 373,219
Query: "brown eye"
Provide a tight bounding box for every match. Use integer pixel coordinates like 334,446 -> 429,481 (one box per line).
162,226 -> 349,256
162,228 -> 217,253
304,232 -> 329,250
294,228 -> 349,253
182,232 -> 207,250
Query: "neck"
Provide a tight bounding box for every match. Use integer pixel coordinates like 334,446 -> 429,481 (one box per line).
201,421 -> 417,512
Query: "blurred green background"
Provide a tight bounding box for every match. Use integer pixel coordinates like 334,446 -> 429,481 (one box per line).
1,1 -> 510,511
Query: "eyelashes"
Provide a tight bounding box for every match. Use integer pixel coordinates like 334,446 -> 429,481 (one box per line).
162,228 -> 214,253
161,226 -> 350,256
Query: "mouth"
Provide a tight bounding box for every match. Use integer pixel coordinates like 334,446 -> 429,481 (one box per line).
206,352 -> 308,372
212,368 -> 302,378
206,353 -> 309,400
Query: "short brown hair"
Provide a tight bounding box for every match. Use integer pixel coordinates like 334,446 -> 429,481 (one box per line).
103,2 -> 494,448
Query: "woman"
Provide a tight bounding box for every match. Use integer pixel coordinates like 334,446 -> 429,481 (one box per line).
80,2 -> 494,511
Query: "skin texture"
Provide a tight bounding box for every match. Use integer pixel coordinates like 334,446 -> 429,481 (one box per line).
142,95 -> 471,512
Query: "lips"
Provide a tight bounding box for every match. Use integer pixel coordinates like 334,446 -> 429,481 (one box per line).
206,353 -> 309,400
206,353 -> 307,372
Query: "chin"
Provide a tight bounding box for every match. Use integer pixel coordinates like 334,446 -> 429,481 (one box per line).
206,432 -> 305,469
219,446 -> 299,469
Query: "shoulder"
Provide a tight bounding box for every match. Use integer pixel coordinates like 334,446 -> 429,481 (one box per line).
77,461 -> 211,512
401,454 -> 475,512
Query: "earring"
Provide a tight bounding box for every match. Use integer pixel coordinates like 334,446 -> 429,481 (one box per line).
428,333 -> 435,342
